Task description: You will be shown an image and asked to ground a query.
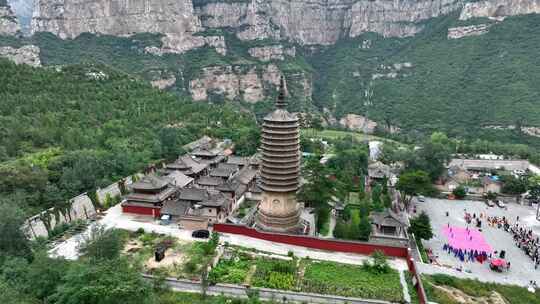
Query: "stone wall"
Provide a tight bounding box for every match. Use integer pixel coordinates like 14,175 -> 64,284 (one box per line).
23,176 -> 137,239
23,193 -> 96,239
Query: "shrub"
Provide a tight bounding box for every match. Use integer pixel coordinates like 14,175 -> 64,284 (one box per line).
452,186 -> 467,199
409,211 -> 433,241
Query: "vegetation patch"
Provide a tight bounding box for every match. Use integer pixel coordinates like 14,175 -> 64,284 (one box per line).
422,274 -> 540,304
301,260 -> 403,302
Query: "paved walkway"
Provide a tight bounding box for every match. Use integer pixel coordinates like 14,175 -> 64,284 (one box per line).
416,198 -> 540,287
49,205 -> 202,260
219,233 -> 409,271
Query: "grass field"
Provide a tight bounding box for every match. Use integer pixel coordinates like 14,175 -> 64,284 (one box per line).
301,261 -> 403,302
301,128 -> 402,145
209,247 -> 403,302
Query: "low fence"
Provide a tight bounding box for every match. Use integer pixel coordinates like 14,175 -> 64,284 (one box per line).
213,223 -> 408,258
143,275 -> 391,304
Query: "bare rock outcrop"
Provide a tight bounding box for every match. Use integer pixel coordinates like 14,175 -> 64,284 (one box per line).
150,75 -> 176,90
248,45 -> 296,62
460,0 -> 540,20
339,114 -> 378,133
31,0 -> 225,54
371,62 -> 413,80
0,4 -> 21,35
448,24 -> 492,39
0,44 -> 41,66
189,64 -> 282,103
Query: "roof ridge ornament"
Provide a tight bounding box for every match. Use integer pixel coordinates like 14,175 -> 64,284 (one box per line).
276,76 -> 287,109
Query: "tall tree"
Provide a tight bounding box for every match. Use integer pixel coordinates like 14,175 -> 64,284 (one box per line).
396,170 -> 434,210
0,203 -> 32,263
79,224 -> 124,261
409,211 -> 433,241
298,155 -> 334,209
50,258 -> 153,304
502,175 -> 528,202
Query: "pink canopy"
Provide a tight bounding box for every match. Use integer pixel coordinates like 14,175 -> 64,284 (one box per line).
442,226 -> 492,253
491,258 -> 506,267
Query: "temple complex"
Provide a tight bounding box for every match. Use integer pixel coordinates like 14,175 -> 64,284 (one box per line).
121,175 -> 178,217
256,77 -> 302,233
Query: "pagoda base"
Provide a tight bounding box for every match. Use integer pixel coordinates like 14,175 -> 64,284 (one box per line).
256,191 -> 301,233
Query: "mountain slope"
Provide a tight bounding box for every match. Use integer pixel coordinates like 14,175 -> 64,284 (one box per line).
0,59 -> 259,213
310,13 -> 540,137
2,0 -> 540,147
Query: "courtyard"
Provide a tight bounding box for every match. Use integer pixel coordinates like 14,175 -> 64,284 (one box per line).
416,198 -> 540,287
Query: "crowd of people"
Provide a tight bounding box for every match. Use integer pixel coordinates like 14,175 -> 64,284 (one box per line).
510,222 -> 540,269
441,243 -> 490,264
483,214 -> 540,270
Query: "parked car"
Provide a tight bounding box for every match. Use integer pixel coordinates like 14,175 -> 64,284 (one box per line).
192,229 -> 210,239
485,200 -> 495,207
496,200 -> 506,208
417,195 -> 426,202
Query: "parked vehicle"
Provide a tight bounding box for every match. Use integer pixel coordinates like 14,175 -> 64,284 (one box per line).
417,195 -> 426,202
496,200 -> 506,208
192,229 -> 210,239
485,200 -> 495,207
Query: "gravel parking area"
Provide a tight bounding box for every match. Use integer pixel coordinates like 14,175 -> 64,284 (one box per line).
416,198 -> 540,287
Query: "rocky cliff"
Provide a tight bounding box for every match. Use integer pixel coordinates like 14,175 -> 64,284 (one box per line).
30,0 -> 464,49
460,0 -> 540,20
0,44 -> 41,66
1,2 -> 41,66
0,3 -> 21,35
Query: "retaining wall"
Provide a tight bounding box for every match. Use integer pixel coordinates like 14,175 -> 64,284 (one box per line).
144,275 -> 391,304
23,193 -> 96,239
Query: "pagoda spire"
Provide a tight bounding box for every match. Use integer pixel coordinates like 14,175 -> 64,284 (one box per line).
275,76 -> 287,109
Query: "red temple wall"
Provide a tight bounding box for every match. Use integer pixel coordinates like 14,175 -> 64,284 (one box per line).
122,205 -> 160,217
213,223 -> 408,257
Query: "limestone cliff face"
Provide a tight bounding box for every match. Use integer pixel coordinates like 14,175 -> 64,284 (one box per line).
248,45 -> 296,62
0,4 -> 21,35
31,0 -> 465,47
189,64 -> 282,103
31,0 -> 226,53
1,2 -> 41,66
0,44 -> 41,66
460,0 -> 540,20
197,0 -> 464,44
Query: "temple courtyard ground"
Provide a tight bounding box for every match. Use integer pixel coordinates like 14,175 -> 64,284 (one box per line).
49,204 -> 407,271
416,198 -> 540,287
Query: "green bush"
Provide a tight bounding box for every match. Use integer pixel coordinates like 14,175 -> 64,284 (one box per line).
452,186 -> 467,199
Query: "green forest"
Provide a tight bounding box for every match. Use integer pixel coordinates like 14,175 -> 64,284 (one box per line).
2,13 -> 539,148
0,59 -> 259,215
307,13 -> 540,143
2,11 -> 540,215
